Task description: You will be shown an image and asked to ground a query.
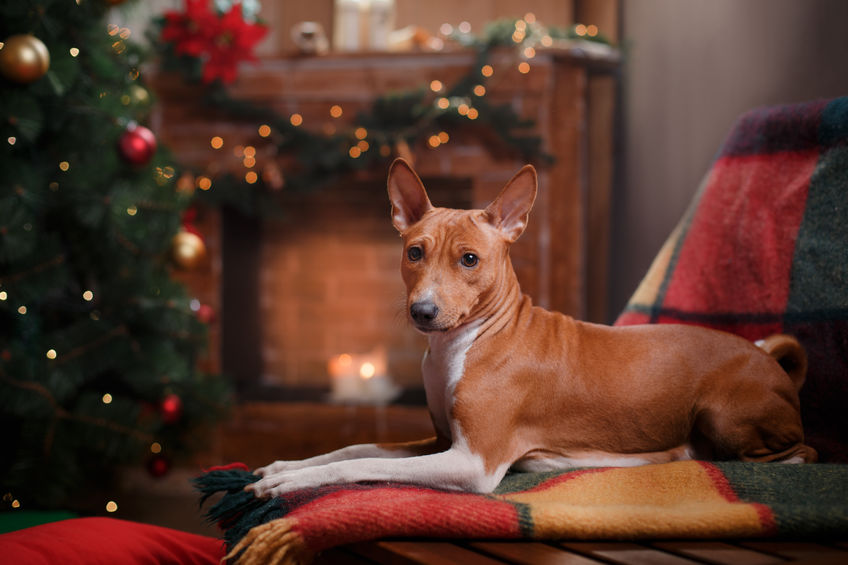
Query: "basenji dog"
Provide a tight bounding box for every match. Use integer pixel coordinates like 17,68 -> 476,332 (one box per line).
248,158 -> 816,499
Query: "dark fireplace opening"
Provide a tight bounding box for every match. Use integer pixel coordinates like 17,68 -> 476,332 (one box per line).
221,175 -> 472,404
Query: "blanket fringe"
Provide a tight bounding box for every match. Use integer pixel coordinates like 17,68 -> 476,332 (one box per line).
224,518 -> 313,565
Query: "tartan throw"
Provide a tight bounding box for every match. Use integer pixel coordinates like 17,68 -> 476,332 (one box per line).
615,97 -> 848,462
196,461 -> 848,564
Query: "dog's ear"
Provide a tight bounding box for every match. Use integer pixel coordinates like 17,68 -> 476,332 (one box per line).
484,164 -> 537,242
387,158 -> 433,232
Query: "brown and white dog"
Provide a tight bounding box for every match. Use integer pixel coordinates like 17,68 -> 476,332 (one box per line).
248,159 -> 816,499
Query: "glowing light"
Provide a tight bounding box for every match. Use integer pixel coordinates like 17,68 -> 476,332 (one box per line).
7,137 -> 15,145
338,354 -> 352,367
83,290 -> 94,301
359,362 -> 376,379
210,136 -> 224,149
105,501 -> 118,513
17,306 -> 26,315
245,171 -> 258,184
515,20 -> 527,32
458,21 -> 471,34
102,393 -> 113,404
541,35 -> 553,47
243,156 -> 256,168
354,127 -> 368,139
357,140 -> 369,151
587,25 -> 599,37
232,145 -> 244,157
258,124 -> 271,137
518,61 -> 531,74
575,24 -> 587,36
59,161 -> 70,171
481,65 -> 494,78
197,176 -> 212,191
46,349 -> 57,360
348,146 -> 362,158
457,103 -> 469,116
439,23 -> 453,36
524,13 -> 536,24
11,500 -> 20,509
0,291 -> 6,300
436,97 -> 450,110
429,80 -> 443,92
150,442 -> 162,454
524,46 -> 536,58
126,205 -> 137,216
428,135 -> 441,148
467,108 -> 479,120
243,146 -> 256,158
438,131 -> 450,144
330,105 -> 343,118
380,145 -> 391,157
512,30 -> 525,43
290,113 -> 303,126
473,85 -> 486,96
69,47 -> 80,57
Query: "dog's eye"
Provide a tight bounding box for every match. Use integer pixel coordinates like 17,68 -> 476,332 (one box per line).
461,253 -> 478,268
407,246 -> 423,261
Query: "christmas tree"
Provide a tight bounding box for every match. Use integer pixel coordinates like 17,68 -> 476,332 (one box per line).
0,1 -> 229,509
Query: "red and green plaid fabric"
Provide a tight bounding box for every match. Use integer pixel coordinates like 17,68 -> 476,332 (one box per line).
615,97 -> 848,462
196,461 -> 848,564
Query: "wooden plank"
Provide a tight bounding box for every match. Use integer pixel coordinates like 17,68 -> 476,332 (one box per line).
348,541 -> 509,565
470,541 -> 606,565
738,541 -> 846,561
315,546 -> 378,564
652,541 -> 784,565
561,541 -> 703,565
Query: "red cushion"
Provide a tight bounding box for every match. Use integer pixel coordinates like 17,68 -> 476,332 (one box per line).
0,517 -> 224,564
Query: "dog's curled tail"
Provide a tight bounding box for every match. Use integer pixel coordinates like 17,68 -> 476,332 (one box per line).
756,334 -> 808,391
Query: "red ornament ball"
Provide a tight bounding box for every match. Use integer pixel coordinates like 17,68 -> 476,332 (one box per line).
118,123 -> 157,166
147,455 -> 171,478
160,393 -> 183,425
196,303 -> 216,324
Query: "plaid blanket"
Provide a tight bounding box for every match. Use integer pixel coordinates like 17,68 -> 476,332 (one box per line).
616,97 -> 848,462
196,461 -> 848,564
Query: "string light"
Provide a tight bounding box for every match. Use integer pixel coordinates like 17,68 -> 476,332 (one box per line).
59,161 -> 70,171
587,25 -> 599,37
83,290 -> 94,301
354,127 -> 368,140
11,499 -> 20,509
428,135 -> 441,148
457,103 -> 469,116
438,131 -> 449,144
210,136 -> 224,149
467,108 -> 479,120
524,46 -> 536,58
541,35 -> 553,47
439,23 -> 453,36
518,61 -> 531,74
243,156 -> 256,168
473,85 -> 486,97
348,146 -> 362,158
481,65 -> 494,78
436,97 -> 450,110
243,146 -> 256,158
458,21 -> 471,34
102,393 -> 113,404
290,113 -> 303,126
196,176 -> 212,190
524,12 -> 536,24
105,501 -> 118,513
17,306 -> 27,315
258,124 -> 271,137
46,349 -> 57,360
150,442 -> 162,454
429,80 -> 443,92
6,137 -> 14,146
575,24 -> 588,36
126,205 -> 137,216
0,291 -> 7,300
357,140 -> 369,151
69,47 -> 79,57
245,171 -> 258,183
329,105 -> 343,118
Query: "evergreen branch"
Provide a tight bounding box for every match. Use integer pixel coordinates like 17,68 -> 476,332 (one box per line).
0,255 -> 65,283
54,325 -> 128,365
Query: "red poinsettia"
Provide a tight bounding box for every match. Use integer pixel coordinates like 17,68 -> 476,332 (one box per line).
160,0 -> 268,84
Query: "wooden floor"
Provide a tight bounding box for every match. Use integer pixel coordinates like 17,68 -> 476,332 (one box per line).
316,540 -> 848,565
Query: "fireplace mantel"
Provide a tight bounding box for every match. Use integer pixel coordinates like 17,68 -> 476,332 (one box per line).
152,46 -> 619,397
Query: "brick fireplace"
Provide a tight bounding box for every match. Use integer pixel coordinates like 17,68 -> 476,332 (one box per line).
153,48 -> 619,403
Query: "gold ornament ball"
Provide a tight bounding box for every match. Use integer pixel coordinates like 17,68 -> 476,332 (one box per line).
171,230 -> 207,270
0,34 -> 50,84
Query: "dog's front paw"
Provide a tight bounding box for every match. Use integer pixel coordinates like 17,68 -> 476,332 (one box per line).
247,471 -> 300,498
253,460 -> 294,477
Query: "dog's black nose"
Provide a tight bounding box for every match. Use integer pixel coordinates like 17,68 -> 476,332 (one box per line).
410,301 -> 439,324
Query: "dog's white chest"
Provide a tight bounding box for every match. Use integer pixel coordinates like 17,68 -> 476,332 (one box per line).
421,322 -> 480,440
